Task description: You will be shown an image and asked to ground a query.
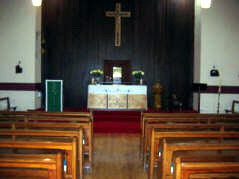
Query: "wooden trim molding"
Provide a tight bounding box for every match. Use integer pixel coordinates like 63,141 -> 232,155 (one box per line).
0,83 -> 42,91
200,86 -> 239,94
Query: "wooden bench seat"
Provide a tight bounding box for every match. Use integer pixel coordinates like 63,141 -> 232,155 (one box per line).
148,131 -> 239,179
141,113 -> 239,141
0,137 -> 77,179
141,113 -> 239,179
174,156 -> 239,179
162,139 -> 239,179
143,123 -> 239,167
173,154 -> 239,179
141,113 -> 239,137
140,113 -> 239,158
0,111 -> 93,118
0,153 -> 63,179
0,120 -> 92,169
0,129 -> 83,179
0,168 -> 50,179
0,111 -> 93,169
189,173 -> 239,179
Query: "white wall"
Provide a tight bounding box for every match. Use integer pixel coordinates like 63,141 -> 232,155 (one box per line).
0,0 -> 41,110
0,91 -> 40,111
194,0 -> 239,113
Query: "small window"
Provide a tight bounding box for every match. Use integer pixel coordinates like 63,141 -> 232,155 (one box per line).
113,66 -> 122,84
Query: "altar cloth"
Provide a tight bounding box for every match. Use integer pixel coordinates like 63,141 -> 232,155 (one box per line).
87,84 -> 147,110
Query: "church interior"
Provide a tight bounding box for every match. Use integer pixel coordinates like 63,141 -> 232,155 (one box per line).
0,0 -> 239,178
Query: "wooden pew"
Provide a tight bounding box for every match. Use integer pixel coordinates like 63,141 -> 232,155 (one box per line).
141,113 -> 239,161
141,113 -> 209,134
0,153 -> 63,179
162,139 -> 239,179
140,113 -> 209,159
0,120 -> 92,169
0,111 -> 93,169
0,111 -> 93,119
141,113 -> 239,144
0,129 -> 83,179
174,156 -> 239,179
0,168 -> 50,178
149,131 -> 239,179
0,137 -> 77,179
143,123 -> 239,167
189,173 -> 239,179
24,114 -> 93,167
173,155 -> 239,179
142,112 -> 239,142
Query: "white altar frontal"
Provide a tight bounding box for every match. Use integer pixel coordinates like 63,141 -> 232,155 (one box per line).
87,84 -> 147,110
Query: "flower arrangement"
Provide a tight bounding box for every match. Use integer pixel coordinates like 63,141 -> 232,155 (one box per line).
132,70 -> 144,79
90,69 -> 104,77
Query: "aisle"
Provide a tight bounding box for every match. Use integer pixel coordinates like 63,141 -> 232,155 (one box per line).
85,133 -> 148,179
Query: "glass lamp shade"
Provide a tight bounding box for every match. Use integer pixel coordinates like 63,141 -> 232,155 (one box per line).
32,0 -> 42,7
201,0 -> 211,9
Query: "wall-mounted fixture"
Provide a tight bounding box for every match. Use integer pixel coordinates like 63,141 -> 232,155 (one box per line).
15,61 -> 23,74
32,0 -> 42,7
201,0 -> 211,9
210,66 -> 219,77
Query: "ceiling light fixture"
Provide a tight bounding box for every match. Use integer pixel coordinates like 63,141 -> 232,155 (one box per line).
32,0 -> 42,7
201,0 -> 211,9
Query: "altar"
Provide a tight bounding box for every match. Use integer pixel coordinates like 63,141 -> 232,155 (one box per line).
87,84 -> 147,110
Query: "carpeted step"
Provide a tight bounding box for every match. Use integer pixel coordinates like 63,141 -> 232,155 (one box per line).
93,121 -> 140,133
93,110 -> 141,116
94,115 -> 139,121
93,110 -> 141,133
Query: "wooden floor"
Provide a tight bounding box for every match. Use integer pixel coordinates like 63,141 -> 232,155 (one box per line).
85,133 -> 148,179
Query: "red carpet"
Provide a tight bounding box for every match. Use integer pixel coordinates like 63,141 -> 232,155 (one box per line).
93,109 -> 197,133
34,108 -> 197,133
93,110 -> 141,133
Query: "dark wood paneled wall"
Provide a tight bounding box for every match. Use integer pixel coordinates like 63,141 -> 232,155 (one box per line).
42,0 -> 194,109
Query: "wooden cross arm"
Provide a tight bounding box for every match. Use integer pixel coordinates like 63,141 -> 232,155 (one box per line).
105,11 -> 115,17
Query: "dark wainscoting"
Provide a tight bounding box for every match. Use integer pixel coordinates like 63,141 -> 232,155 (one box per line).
42,0 -> 195,109
0,83 -> 42,91
201,86 -> 239,94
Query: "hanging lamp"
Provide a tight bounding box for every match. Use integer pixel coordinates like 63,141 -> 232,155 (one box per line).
201,0 -> 211,9
32,0 -> 42,7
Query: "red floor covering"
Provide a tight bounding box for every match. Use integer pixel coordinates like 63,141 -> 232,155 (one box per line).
93,109 -> 197,133
35,108 -> 197,133
93,110 -> 141,133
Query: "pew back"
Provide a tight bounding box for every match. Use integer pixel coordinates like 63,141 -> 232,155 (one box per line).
0,153 -> 63,179
0,129 -> 82,179
175,156 -> 239,179
148,130 -> 239,179
0,111 -> 93,169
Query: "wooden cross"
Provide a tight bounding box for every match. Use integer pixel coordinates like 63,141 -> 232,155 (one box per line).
105,3 -> 131,47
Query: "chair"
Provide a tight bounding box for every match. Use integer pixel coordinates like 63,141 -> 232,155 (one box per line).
0,97 -> 16,111
225,100 -> 239,113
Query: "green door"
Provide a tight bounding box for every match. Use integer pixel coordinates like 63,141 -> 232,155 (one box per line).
46,80 -> 63,112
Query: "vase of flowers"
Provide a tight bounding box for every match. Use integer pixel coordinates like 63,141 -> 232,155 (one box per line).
90,69 -> 104,84
132,70 -> 144,84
